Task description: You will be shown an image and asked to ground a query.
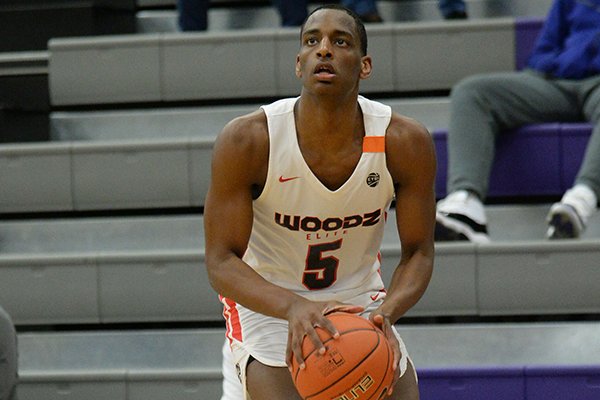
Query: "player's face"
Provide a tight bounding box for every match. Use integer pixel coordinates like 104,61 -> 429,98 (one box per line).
296,9 -> 371,93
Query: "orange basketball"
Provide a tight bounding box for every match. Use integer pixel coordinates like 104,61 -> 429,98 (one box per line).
290,312 -> 395,400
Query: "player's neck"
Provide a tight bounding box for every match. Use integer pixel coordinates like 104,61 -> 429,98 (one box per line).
295,93 -> 361,135
294,96 -> 364,150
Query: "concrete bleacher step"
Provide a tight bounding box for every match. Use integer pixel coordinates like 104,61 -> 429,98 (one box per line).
17,328 -> 224,400
48,17 -> 520,106
48,97 -> 451,139
2,96 -> 450,213
16,321 -> 600,400
1,206 -> 600,325
0,214 -> 214,325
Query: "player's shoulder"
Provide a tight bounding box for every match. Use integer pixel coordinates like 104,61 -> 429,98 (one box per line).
386,112 -> 432,149
384,112 -> 436,183
221,108 -> 268,141
212,108 -> 269,183
216,108 -> 269,154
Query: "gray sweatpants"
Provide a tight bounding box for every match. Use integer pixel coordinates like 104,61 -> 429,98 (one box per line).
0,306 -> 17,400
446,69 -> 600,199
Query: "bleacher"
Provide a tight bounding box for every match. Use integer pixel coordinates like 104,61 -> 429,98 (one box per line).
2,0 -> 600,399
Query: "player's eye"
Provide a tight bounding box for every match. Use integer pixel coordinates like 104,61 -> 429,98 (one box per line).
335,39 -> 347,45
306,37 -> 318,45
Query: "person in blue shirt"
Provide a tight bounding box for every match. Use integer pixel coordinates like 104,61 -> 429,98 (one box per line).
435,0 -> 600,242
0,306 -> 18,400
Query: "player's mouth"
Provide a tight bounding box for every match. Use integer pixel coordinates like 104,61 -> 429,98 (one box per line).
314,63 -> 336,80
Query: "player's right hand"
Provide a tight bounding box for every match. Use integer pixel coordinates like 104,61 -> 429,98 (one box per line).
370,312 -> 401,396
285,299 -> 364,371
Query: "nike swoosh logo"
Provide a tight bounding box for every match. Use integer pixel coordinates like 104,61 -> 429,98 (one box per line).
370,289 -> 386,301
279,176 -> 300,183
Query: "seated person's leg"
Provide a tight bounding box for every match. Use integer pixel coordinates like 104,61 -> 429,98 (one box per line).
437,70 -> 582,242
547,79 -> 600,238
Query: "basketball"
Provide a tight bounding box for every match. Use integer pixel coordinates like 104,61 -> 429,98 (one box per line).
290,312 -> 395,400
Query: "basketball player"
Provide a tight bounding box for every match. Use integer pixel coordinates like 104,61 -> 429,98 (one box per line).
205,5 -> 436,399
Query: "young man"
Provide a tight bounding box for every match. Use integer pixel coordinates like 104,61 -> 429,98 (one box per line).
205,5 -> 436,399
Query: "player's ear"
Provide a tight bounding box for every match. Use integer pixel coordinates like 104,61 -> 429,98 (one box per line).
359,55 -> 372,80
295,55 -> 302,78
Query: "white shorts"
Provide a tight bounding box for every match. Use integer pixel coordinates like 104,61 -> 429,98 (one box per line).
221,339 -> 245,400
227,300 -> 411,400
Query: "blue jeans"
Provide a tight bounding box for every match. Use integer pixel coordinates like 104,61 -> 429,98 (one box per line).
438,0 -> 466,18
275,0 -> 380,23
178,0 -> 308,31
272,0 -> 308,26
177,0 -> 208,31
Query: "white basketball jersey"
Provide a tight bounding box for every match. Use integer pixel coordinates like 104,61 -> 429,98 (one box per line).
221,96 -> 395,345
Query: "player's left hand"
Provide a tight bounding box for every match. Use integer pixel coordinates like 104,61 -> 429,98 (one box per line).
370,311 -> 400,397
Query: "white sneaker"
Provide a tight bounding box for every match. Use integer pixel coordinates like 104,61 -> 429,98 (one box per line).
435,190 -> 490,243
546,184 -> 597,239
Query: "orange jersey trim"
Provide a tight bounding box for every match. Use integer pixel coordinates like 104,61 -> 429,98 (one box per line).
362,136 -> 385,153
220,295 -> 243,343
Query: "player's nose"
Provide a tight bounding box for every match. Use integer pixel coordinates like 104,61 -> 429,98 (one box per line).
316,38 -> 333,59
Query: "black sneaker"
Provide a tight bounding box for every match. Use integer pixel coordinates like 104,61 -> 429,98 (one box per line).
435,211 -> 490,243
546,185 -> 597,239
445,11 -> 468,20
546,203 -> 584,239
435,190 -> 490,243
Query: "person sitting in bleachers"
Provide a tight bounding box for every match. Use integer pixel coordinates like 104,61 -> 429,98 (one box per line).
177,0 -> 309,31
0,305 -> 18,400
177,0 -> 385,32
435,0 -> 600,242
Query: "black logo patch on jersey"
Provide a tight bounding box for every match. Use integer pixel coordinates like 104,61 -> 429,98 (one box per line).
366,172 -> 380,187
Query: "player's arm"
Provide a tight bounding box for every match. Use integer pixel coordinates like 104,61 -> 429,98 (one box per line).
370,115 -> 435,393
379,114 -> 436,323
204,110 -> 298,318
204,111 -> 354,366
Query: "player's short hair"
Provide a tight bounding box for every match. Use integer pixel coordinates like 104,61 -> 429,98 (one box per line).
300,4 -> 368,56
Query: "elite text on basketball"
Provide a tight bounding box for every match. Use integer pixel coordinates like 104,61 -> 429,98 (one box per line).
332,374 -> 375,400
